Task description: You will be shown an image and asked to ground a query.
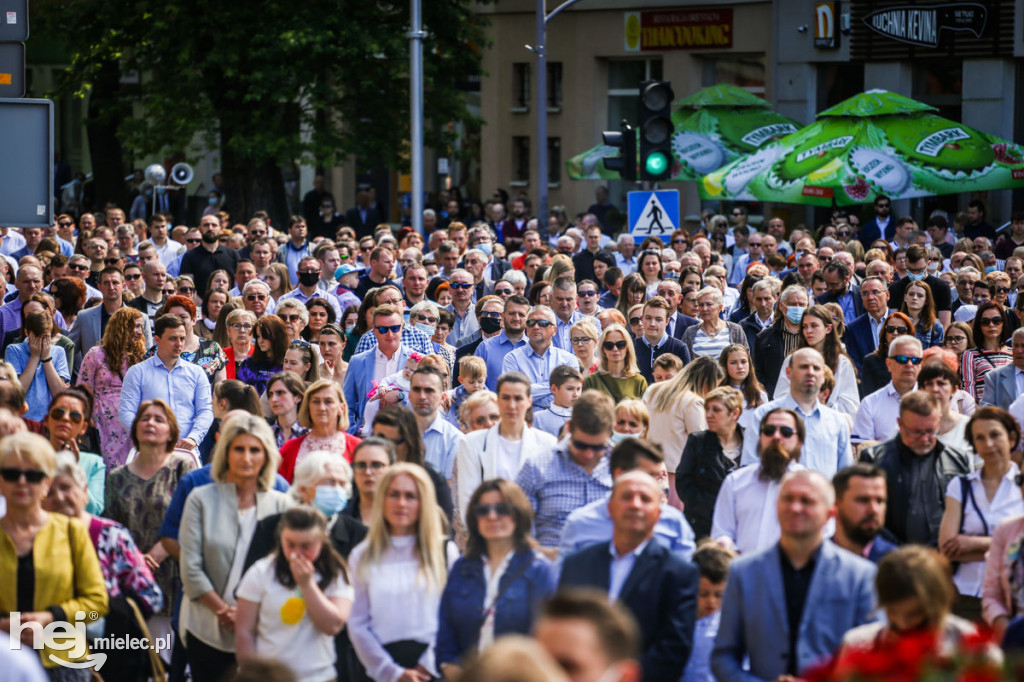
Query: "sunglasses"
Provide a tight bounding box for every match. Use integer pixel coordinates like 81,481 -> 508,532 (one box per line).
495,289 -> 514,296
186,238 -> 202,244
672,239 -> 688,245
571,439 -> 609,453
980,317 -> 1003,326
353,461 -> 387,472
479,311 -> 501,319
450,282 -> 473,290
104,257 -> 121,265
602,340 -> 628,351
629,317 -> 642,326
474,502 -> 512,518
526,319 -> 554,328
890,355 -> 923,366
178,286 -> 195,294
125,273 -> 142,281
339,253 -> 351,261
69,264 -> 89,271
375,325 -> 402,334
49,407 -> 85,424
281,314 -> 302,322
998,287 -> 1012,294
416,315 -> 438,324
761,424 -> 795,438
885,326 -> 909,335
0,467 -> 47,484
58,221 -> 72,228
246,294 -> 268,301
579,291 -> 597,298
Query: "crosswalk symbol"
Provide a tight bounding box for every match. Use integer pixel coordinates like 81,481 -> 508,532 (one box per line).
632,193 -> 675,236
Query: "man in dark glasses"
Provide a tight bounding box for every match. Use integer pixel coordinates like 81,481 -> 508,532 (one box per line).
852,336 -> 923,445
856,194 -> 891,245
342,304 -> 414,434
445,269 -> 479,345
501,306 -> 581,410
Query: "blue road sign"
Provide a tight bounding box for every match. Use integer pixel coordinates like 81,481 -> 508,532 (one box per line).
628,190 -> 679,242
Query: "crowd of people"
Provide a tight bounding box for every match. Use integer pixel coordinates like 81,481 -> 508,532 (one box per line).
2,187 -> 1024,681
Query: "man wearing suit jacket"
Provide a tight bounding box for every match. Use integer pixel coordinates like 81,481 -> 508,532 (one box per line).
815,260 -> 865,322
560,470 -> 699,682
655,280 -> 697,340
738,280 -> 777,350
856,194 -> 892,246
843,276 -> 891,375
341,304 -> 413,434
713,470 -> 877,681
980,328 -> 1024,409
633,297 -> 691,384
69,268 -> 153,378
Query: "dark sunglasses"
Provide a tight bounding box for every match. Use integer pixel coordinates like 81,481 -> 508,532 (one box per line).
339,253 -> 351,261
629,317 -> 642,326
375,325 -> 402,334
479,311 -> 501,319
474,502 -> 512,518
353,461 -> 387,472
571,439 -> 609,453
246,294 -> 268,301
49,407 -> 84,424
494,288 -> 514,296
125,273 -> 142,281
998,287 -> 1012,294
672,239 -> 688,245
450,282 -> 473,290
602,340 -> 628,351
0,467 -> 47,483
415,315 -> 438,324
579,290 -> 597,297
280,314 -> 302,322
57,221 -> 72,228
526,319 -> 554,328
186,238 -> 202,244
104,257 -> 121,265
890,355 -> 923,366
885,326 -> 909,335
69,264 -> 89,271
761,424 -> 795,438
980,317 -> 1003,326
178,286 -> 196,294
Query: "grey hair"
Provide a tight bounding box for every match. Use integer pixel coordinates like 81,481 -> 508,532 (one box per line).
780,284 -> 809,307
696,286 -> 723,306
423,209 -> 436,219
501,270 -> 527,287
292,450 -> 353,503
819,236 -> 840,250
409,300 -> 440,319
242,278 -> 271,296
275,298 -> 309,325
751,279 -> 776,296
888,335 -> 923,357
53,450 -> 88,489
529,305 -> 558,323
956,266 -> 981,281
617,233 -> 635,244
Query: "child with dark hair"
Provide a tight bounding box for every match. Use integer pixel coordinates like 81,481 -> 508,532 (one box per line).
682,540 -> 736,682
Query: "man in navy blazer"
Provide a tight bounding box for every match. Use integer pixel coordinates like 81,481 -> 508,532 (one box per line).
815,260 -> 865,321
342,305 -> 413,434
980,329 -> 1024,409
843,276 -> 891,374
633,297 -> 692,384
713,470 -> 876,681
560,471 -> 698,682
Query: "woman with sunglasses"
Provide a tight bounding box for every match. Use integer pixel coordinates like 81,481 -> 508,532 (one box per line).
411,300 -> 456,374
144,295 -> 228,385
582,323 -> 647,403
860,312 -> 916,397
43,388 -> 105,515
278,379 -> 361,483
198,287 -> 230,341
0,432 -> 109,677
238,314 -> 288,396
176,275 -> 200,306
77,307 -> 146,469
276,298 -> 311,346
962,301 -> 1013,403
568,318 -> 599,379
437,479 -> 556,679
318,323 -> 348,388
901,279 -> 944,349
107,400 -> 197,648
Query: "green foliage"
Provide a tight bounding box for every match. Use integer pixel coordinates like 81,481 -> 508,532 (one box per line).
43,0 -> 491,169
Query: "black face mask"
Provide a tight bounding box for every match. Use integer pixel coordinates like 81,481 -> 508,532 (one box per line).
298,271 -> 320,288
480,317 -> 501,334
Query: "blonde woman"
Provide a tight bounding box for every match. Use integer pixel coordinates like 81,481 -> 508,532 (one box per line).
613,399 -> 650,441
278,379 -> 361,482
176,414 -> 293,681
568,317 -> 599,379
644,357 -> 724,510
348,463 -> 459,682
544,254 -> 575,284
583,323 -> 647,402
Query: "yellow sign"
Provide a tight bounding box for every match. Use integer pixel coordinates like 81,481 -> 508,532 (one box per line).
624,12 -> 641,52
814,1 -> 839,48
628,8 -> 733,52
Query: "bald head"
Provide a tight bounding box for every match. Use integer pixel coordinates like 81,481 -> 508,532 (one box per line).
780,469 -> 835,507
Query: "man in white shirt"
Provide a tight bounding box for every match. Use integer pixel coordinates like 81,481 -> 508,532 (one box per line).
712,407 -> 806,554
614,233 -> 638,275
852,336 -> 923,444
148,213 -> 185,267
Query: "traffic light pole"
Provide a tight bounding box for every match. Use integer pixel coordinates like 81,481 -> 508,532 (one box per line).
533,0 -> 585,242
410,0 -> 425,236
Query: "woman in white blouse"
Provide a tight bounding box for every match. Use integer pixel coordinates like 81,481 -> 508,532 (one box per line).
939,406 -> 1024,621
349,463 -> 459,682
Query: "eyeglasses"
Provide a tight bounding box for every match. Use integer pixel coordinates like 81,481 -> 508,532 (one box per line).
629,317 -> 642,326
281,314 -> 302,322
450,282 -> 473,290
902,427 -> 938,439
339,253 -> 351,261
375,325 -> 402,334
360,245 -> 373,252
246,294 -> 268,301
980,317 -> 1004,326
945,335 -> 967,344
749,242 -> 763,247
761,424 -> 795,438
479,311 -> 501,319
353,461 -> 387,472
178,286 -> 195,294
231,324 -> 253,331
885,326 -> 910,335
526,319 -> 554,328
889,355 -> 923,366
732,211 -> 743,216
579,290 -> 597,298
571,337 -> 592,346
49,407 -> 84,424
414,315 -> 438,325
474,502 -> 512,518
0,467 -> 46,484
602,340 -> 628,351
571,439 -> 609,453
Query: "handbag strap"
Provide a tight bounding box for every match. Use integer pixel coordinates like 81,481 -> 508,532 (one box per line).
959,475 -> 990,536
596,373 -> 622,404
124,597 -> 168,682
477,554 -> 534,634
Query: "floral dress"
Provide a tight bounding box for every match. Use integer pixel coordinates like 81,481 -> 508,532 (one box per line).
87,515 -> 163,615
144,337 -> 227,384
105,452 -> 197,617
77,346 -> 134,470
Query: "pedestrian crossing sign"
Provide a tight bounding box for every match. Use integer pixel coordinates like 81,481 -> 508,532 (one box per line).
628,190 -> 679,241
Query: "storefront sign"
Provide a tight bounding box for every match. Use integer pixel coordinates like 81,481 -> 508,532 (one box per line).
624,8 -> 733,52
814,2 -> 839,48
861,3 -> 987,48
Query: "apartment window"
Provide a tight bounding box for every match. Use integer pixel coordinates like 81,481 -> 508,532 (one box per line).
512,136 -> 530,185
547,63 -> 563,110
513,63 -> 530,111
701,56 -> 766,97
548,137 -> 561,186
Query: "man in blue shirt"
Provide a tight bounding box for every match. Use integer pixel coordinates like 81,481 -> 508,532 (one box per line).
119,314 -> 213,449
502,305 -> 580,409
559,437 -> 695,561
475,295 -> 529,391
410,365 -> 466,481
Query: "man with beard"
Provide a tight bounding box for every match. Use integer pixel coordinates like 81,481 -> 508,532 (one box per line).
859,390 -> 972,545
831,464 -> 897,563
181,213 -> 239,297
713,408 -> 806,554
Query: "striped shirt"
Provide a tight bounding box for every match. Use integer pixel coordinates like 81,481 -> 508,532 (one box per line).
962,348 -> 1013,403
691,325 -> 732,358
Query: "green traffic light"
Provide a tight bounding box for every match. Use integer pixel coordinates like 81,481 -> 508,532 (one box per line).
645,151 -> 669,176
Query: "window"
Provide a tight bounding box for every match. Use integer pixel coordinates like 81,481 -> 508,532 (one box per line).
513,63 -> 530,111
701,56 -> 766,97
512,136 -> 530,185
548,137 -> 561,186
607,59 -> 663,127
547,63 -> 563,110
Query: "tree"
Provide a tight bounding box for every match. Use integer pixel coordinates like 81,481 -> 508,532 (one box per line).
43,0 -> 490,223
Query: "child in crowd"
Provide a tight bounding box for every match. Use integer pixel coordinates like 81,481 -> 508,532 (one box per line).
532,365 -> 583,438
361,351 -> 424,436
652,353 -> 684,383
333,264 -> 362,313
446,356 -> 487,426
682,540 -> 735,682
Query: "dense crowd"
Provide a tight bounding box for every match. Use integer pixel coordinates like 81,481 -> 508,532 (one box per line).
3,185 -> 1024,681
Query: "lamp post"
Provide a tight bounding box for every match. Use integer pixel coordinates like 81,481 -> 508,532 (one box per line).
410,0 -> 425,236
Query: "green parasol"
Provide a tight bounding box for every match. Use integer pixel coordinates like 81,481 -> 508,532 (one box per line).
699,89 -> 1024,206
565,83 -> 801,182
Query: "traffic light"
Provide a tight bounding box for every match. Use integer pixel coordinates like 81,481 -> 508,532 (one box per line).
602,119 -> 636,182
638,80 -> 675,182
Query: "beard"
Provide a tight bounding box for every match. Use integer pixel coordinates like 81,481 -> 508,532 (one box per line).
202,230 -> 219,245
758,439 -> 797,482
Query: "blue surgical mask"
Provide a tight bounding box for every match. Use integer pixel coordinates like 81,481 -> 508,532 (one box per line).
785,306 -> 805,324
344,323 -> 356,335
907,272 -> 927,282
416,322 -> 436,337
313,485 -> 349,517
985,265 -> 997,274
476,243 -> 493,257
208,197 -> 218,206
610,431 -> 632,445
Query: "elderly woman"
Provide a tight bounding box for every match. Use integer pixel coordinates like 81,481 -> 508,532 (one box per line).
0,432 -> 108,677
569,317 -> 599,379
582,323 -> 647,402
681,286 -> 748,359
437,480 -> 557,678
223,308 -> 256,380
278,379 -> 362,482
178,414 -> 292,682
44,451 -> 164,681
411,300 -> 456,372
43,388 -> 106,515
456,389 -> 500,433
276,298 -> 310,345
